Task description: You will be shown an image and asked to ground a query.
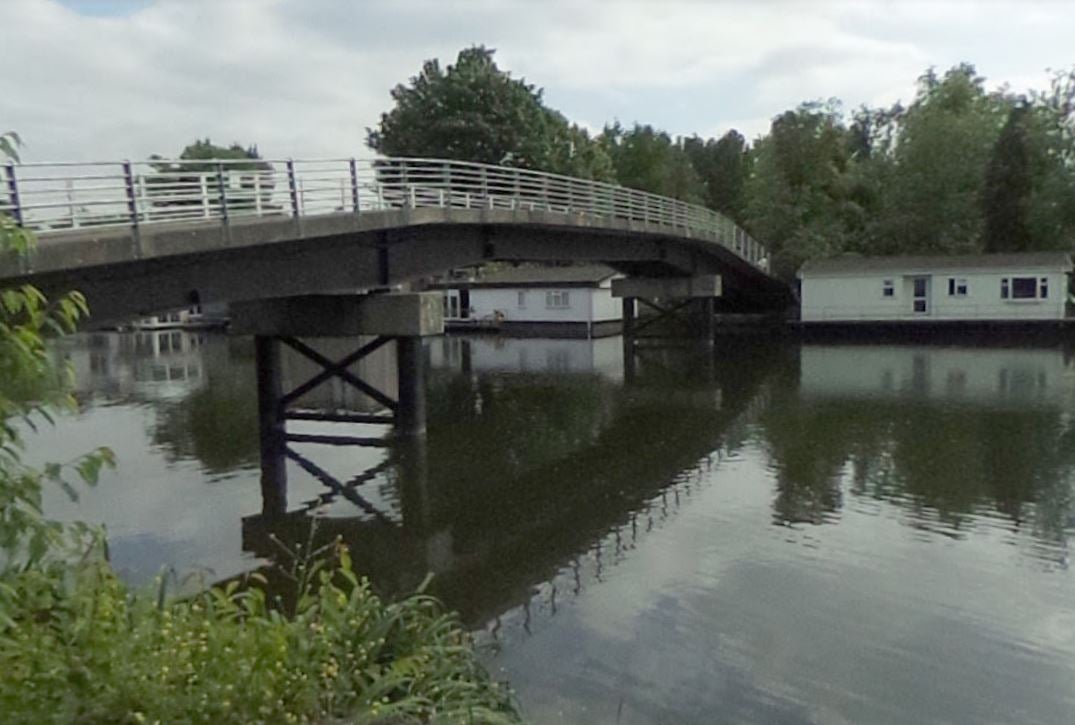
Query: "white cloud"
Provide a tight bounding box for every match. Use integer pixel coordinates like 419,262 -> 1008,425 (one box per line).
3,0 -> 1075,162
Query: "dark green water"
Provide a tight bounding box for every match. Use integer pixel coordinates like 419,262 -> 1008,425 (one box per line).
37,331 -> 1075,724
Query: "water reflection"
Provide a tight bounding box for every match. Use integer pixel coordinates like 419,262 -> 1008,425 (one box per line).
33,332 -> 1075,724
244,336 -> 782,628
760,344 -> 1075,563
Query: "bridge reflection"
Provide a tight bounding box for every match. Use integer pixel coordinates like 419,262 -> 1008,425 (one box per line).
240,336 -> 789,628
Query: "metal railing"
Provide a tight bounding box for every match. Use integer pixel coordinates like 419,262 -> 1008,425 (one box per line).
0,156 -> 769,272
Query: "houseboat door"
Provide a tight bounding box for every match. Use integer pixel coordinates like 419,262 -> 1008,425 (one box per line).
444,290 -> 471,320
911,276 -> 931,315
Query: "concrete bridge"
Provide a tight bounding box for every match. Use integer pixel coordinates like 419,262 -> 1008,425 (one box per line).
0,156 -> 791,323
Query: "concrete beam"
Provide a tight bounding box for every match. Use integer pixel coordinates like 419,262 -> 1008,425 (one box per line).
230,292 -> 444,337
612,275 -> 722,299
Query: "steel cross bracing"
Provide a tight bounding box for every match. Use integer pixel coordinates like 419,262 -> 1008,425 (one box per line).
2,156 -> 770,273
258,335 -> 403,521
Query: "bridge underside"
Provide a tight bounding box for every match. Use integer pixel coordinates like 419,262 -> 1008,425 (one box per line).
0,207 -> 793,325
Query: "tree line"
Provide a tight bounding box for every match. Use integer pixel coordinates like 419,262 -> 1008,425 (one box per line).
173,48 -> 1075,281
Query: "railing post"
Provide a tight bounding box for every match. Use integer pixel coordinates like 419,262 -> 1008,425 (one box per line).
400,161 -> 413,208
200,175 -> 210,218
138,174 -> 151,223
254,173 -> 263,215
65,178 -> 79,228
4,161 -> 22,227
349,157 -> 360,213
122,160 -> 140,232
215,162 -> 228,223
286,159 -> 299,218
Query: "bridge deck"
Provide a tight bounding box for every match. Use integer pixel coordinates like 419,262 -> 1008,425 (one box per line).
0,157 -> 791,321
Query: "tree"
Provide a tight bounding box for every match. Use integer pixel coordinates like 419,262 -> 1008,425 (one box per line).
147,139 -> 273,215
600,123 -> 703,202
1022,68 -> 1075,250
545,114 -> 616,182
368,46 -> 559,169
867,64 -> 1009,255
983,103 -> 1034,252
743,101 -> 857,278
683,130 -> 749,221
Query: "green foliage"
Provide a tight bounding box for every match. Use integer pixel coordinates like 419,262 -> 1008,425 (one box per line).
368,46 -> 556,169
545,115 -> 616,182
600,123 -> 702,202
173,138 -> 264,167
0,540 -> 519,724
147,139 -> 274,215
0,131 -> 114,573
869,65 -> 1008,255
370,50 -> 1075,276
683,131 -> 749,222
739,63 -> 1075,277
983,103 -> 1034,252
743,101 -> 858,278
368,46 -> 612,181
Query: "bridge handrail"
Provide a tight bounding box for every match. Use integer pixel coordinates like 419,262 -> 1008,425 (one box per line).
0,156 -> 769,272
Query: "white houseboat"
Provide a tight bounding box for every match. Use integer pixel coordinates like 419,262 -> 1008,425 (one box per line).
432,264 -> 624,338
797,252 -> 1073,323
129,302 -> 229,331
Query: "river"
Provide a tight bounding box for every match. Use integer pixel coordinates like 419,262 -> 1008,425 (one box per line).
34,330 -> 1075,724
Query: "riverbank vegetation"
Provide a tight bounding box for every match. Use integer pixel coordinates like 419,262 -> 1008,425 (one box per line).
0,132 -> 520,724
368,48 -> 1075,279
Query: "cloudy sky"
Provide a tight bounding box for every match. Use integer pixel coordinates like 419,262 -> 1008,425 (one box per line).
4,0 -> 1075,162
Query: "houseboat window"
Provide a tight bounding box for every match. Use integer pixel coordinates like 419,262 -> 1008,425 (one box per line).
1011,277 -> 1038,299
948,278 -> 967,296
517,291 -> 527,309
1001,278 -> 1009,298
882,280 -> 894,297
1041,277 -> 1049,298
546,290 -> 570,309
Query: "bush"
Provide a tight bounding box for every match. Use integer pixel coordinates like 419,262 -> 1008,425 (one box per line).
0,542 -> 519,724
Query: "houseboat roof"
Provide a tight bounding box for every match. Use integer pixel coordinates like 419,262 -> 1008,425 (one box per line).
432,264 -> 619,289
798,251 -> 1073,278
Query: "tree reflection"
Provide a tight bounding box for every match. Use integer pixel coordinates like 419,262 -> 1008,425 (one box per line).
756,345 -> 1075,552
149,337 -> 260,474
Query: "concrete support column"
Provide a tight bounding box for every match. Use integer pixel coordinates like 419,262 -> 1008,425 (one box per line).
255,335 -> 287,516
397,436 -> 431,536
396,336 -> 427,437
703,296 -> 716,346
622,297 -> 636,384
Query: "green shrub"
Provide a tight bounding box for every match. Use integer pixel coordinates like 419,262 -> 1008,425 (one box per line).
0,542 -> 518,724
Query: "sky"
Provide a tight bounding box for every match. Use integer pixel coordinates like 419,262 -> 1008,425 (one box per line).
4,0 -> 1075,162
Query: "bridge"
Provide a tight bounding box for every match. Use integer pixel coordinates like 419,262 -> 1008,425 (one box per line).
1,155 -> 793,486
0,156 -> 791,322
